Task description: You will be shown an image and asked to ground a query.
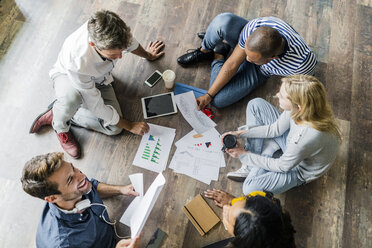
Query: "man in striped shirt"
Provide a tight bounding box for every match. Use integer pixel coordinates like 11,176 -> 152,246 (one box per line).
177,13 -> 317,109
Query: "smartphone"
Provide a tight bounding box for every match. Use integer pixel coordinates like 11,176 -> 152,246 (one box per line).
145,70 -> 162,87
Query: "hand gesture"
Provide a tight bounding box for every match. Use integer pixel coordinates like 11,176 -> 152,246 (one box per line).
129,121 -> 149,136
146,40 -> 165,60
204,189 -> 235,207
225,141 -> 248,158
196,94 -> 212,110
116,235 -> 140,248
120,184 -> 140,197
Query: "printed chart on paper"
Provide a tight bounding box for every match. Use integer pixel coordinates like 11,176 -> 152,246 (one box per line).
133,124 -> 176,173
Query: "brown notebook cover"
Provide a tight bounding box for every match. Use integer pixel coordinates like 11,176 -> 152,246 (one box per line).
183,194 -> 220,236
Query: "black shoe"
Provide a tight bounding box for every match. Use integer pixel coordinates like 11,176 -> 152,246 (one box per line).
197,32 -> 206,40
177,47 -> 214,66
213,41 -> 231,59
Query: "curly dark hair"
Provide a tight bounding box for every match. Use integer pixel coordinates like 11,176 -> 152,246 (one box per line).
228,193 -> 296,248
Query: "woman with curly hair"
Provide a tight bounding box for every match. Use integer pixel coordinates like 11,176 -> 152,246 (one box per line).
205,189 -> 295,248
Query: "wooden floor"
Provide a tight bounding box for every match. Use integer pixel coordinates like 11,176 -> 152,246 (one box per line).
0,0 -> 371,247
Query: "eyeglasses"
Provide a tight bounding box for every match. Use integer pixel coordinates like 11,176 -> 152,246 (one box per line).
231,191 -> 267,206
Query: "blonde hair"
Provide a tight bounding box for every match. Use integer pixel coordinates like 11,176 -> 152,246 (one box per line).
282,75 -> 341,141
21,152 -> 64,199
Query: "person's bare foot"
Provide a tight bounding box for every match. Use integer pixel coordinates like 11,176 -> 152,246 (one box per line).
204,189 -> 235,207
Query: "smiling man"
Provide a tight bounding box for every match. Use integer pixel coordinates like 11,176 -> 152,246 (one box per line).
29,10 -> 165,158
21,152 -> 140,248
177,13 -> 317,110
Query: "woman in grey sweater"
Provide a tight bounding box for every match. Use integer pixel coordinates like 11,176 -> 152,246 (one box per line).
224,75 -> 341,194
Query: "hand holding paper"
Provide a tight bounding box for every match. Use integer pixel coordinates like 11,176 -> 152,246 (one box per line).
174,91 -> 216,134
120,173 -> 166,238
120,184 -> 140,197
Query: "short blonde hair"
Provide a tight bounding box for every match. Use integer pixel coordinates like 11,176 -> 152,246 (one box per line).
282,75 -> 341,141
21,152 -> 64,199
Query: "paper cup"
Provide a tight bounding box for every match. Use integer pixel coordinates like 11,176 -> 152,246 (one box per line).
162,70 -> 176,89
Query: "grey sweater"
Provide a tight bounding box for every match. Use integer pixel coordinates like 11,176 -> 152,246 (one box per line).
239,111 -> 339,183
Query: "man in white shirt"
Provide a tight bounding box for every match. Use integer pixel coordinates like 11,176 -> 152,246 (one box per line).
30,10 -> 164,158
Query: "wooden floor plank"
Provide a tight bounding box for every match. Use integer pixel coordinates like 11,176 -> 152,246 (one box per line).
342,4 -> 372,248
0,0 -> 371,247
324,0 -> 356,121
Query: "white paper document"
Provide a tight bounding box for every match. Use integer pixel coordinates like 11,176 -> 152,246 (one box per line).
129,173 -> 144,196
120,173 -> 166,238
174,91 -> 216,134
169,128 -> 225,184
133,124 -> 176,173
175,128 -> 225,167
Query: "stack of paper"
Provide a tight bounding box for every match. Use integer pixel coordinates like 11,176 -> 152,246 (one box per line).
169,128 -> 225,184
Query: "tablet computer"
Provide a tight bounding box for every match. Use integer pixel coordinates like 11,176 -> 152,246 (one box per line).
141,92 -> 178,119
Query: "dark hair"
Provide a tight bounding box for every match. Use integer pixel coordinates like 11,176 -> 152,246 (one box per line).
246,26 -> 284,58
87,10 -> 132,50
21,152 -> 64,199
229,194 -> 296,248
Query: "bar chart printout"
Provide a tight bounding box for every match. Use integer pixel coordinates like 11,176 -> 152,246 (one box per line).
133,124 -> 176,173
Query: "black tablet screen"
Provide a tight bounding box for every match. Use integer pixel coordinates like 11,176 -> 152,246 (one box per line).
144,93 -> 175,117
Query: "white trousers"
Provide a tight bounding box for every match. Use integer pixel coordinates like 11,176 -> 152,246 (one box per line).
52,74 -> 123,136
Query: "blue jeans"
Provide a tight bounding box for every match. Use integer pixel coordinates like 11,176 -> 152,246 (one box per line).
201,13 -> 268,108
241,98 -> 304,195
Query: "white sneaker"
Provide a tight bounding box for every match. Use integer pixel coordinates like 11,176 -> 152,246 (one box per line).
227,166 -> 251,182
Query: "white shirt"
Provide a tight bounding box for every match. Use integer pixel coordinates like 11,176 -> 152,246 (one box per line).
49,22 -> 139,126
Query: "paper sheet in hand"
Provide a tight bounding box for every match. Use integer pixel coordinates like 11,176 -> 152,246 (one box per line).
174,91 -> 216,134
120,173 -> 144,227
133,124 -> 176,173
120,173 -> 166,238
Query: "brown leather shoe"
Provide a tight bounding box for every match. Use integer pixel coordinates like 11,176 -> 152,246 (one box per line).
29,104 -> 54,133
56,131 -> 81,159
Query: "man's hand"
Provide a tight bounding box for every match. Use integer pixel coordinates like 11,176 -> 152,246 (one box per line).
204,189 -> 235,207
117,118 -> 149,136
146,40 -> 165,60
120,184 -> 140,197
116,235 -> 140,248
128,121 -> 149,136
225,141 -> 248,158
196,94 -> 212,110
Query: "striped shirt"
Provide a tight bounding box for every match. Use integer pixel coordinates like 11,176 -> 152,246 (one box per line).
238,17 -> 317,76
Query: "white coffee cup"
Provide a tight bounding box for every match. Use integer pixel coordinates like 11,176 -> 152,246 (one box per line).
162,70 -> 176,89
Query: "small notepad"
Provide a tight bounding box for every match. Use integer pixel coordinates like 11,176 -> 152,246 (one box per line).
183,194 -> 220,236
